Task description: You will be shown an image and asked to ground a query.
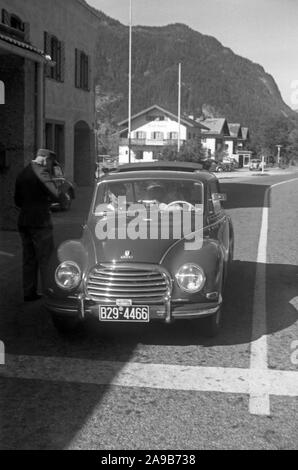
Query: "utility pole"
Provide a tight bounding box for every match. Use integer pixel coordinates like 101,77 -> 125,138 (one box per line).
178,62 -> 182,153
128,0 -> 132,164
276,145 -> 282,166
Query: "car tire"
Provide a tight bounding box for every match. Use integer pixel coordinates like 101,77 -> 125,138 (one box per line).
60,191 -> 72,211
201,307 -> 222,337
51,314 -> 82,335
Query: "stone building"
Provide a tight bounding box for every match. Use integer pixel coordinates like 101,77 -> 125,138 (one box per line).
0,0 -> 99,229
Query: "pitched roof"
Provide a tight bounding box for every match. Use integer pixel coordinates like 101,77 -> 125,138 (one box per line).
0,32 -> 50,62
241,127 -> 249,140
228,123 -> 242,138
118,104 -> 209,130
199,118 -> 230,136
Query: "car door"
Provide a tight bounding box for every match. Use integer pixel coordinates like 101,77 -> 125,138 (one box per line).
206,180 -> 229,257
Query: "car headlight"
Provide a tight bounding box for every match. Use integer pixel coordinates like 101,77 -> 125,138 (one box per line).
175,263 -> 206,293
55,262 -> 82,290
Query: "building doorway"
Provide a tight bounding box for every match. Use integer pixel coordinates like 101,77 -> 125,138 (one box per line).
74,120 -> 92,186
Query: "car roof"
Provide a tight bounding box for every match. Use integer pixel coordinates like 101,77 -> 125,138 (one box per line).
99,161 -> 217,184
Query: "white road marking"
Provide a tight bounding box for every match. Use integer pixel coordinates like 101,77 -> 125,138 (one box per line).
1,354 -> 298,399
249,177 -> 298,415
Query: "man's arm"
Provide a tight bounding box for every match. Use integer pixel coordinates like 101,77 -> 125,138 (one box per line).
33,165 -> 61,202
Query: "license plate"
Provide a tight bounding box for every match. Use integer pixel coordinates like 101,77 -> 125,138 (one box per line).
99,305 -> 150,323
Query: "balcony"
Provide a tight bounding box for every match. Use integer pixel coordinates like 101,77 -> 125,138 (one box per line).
119,138 -> 185,147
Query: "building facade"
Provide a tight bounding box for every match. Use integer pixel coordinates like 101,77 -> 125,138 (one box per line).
0,0 -> 98,229
118,105 -> 208,164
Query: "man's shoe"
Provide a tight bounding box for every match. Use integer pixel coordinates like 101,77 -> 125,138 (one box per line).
24,293 -> 43,302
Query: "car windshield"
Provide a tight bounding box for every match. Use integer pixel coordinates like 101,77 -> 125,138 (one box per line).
94,179 -> 204,214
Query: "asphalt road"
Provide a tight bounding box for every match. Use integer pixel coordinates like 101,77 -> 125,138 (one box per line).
0,171 -> 298,450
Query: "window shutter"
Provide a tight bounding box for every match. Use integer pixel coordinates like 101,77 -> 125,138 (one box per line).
44,32 -> 52,78
75,49 -> 80,87
87,55 -> 91,91
2,9 -> 10,26
60,41 -> 65,82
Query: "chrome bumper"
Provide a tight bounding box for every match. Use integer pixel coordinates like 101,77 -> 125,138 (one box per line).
45,293 -> 222,323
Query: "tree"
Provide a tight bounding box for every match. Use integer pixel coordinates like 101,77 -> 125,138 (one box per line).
159,138 -> 206,163
286,128 -> 298,163
178,138 -> 206,162
159,145 -> 178,161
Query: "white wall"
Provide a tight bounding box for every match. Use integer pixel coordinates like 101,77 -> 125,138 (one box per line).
201,137 -> 216,157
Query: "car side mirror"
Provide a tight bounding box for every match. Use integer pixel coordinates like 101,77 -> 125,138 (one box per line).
212,193 -> 227,202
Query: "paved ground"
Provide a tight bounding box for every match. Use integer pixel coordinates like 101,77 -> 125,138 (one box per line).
0,168 -> 298,450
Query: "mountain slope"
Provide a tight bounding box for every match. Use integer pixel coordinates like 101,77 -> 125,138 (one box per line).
93,15 -> 297,145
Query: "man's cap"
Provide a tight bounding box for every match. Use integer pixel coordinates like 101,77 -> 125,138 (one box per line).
36,148 -> 56,160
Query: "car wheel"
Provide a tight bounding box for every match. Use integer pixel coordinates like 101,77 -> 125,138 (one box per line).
201,307 -> 222,337
217,167 -> 224,173
51,314 -> 82,335
61,191 -> 72,211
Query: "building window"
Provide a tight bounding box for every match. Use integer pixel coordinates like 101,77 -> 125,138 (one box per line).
136,131 -> 146,140
146,115 -> 165,122
152,132 -> 164,140
75,49 -> 90,91
44,32 -> 65,82
1,9 -> 30,41
169,132 -> 178,140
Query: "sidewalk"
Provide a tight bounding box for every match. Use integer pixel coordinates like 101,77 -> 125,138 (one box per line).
216,166 -> 298,179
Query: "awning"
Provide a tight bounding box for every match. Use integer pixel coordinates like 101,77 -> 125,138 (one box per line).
0,32 -> 52,64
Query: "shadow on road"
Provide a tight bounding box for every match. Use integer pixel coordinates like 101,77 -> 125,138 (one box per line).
221,182 -> 271,209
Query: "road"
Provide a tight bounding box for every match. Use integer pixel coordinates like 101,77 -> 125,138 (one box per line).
0,171 -> 298,450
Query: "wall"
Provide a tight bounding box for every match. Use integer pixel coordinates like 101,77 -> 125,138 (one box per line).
0,55 -> 36,229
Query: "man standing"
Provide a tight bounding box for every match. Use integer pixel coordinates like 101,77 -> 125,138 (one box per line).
14,149 -> 63,302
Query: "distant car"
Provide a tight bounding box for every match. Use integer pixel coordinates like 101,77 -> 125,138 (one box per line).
51,163 -> 75,211
249,159 -> 262,171
201,159 -> 226,173
45,161 -> 234,337
223,157 -> 237,171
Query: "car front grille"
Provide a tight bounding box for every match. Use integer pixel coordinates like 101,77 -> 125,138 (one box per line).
86,264 -> 171,304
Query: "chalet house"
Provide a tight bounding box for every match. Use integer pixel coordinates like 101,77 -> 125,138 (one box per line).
199,118 -> 251,167
198,118 -> 231,158
118,104 -> 208,164
225,123 -> 243,157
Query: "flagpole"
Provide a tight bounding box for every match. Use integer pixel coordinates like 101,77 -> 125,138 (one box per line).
128,0 -> 132,163
178,62 -> 181,153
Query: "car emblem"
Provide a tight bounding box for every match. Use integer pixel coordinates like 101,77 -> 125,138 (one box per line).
121,250 -> 133,260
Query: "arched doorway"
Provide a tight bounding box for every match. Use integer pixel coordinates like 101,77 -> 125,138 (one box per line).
74,120 -> 92,186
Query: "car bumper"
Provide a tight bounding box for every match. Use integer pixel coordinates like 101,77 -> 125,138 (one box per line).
45,293 -> 222,323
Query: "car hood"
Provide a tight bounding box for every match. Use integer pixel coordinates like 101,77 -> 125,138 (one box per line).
87,215 -> 204,264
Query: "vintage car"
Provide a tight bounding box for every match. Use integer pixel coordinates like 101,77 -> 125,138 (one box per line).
249,159 -> 263,171
45,162 -> 234,337
51,163 -> 75,211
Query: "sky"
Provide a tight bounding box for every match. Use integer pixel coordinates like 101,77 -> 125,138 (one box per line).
88,0 -> 298,109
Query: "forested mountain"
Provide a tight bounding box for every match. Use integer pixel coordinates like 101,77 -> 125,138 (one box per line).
89,4 -> 297,148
